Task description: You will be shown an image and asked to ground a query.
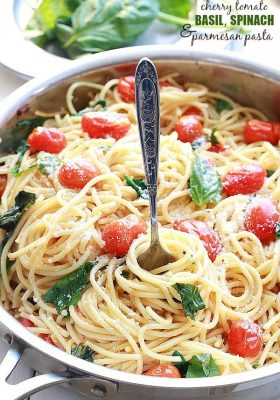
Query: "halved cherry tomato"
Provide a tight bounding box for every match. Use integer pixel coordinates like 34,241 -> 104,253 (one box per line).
223,164 -> 266,197
144,363 -> 181,378
243,119 -> 280,145
81,112 -> 131,140
174,219 -> 222,262
0,175 -> 7,197
209,144 -> 229,153
159,81 -> 174,88
244,197 -> 279,243
183,106 -> 203,117
58,160 -> 99,189
175,115 -> 203,143
20,318 -> 34,328
28,127 -> 67,154
102,214 -> 147,257
117,76 -> 135,103
39,333 -> 55,346
228,319 -> 263,358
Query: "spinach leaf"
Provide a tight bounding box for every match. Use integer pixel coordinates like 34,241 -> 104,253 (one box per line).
189,156 -> 222,206
124,176 -> 148,200
172,283 -> 205,320
77,99 -> 107,115
267,170 -> 275,178
44,261 -> 98,313
210,129 -> 219,145
172,350 -> 189,377
36,152 -> 62,175
276,223 -> 280,240
0,191 -> 36,232
54,0 -> 159,59
158,0 -> 192,18
12,117 -> 49,136
186,354 -> 221,378
191,136 -> 206,151
71,343 -> 95,362
216,99 -> 232,114
10,141 -> 30,177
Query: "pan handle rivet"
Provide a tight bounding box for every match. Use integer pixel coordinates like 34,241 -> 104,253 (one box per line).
91,384 -> 107,398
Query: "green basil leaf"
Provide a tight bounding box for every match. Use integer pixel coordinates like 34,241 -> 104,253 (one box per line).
11,117 -> 49,136
172,350 -> 188,377
216,99 -> 232,114
186,354 -> 221,378
276,223 -> 280,240
210,129 -> 219,145
36,152 -> 62,175
189,155 -> 222,206
0,191 -> 36,232
0,233 -> 14,274
252,363 -> 259,369
191,136 -> 206,151
172,283 -> 205,320
267,170 -> 275,178
121,270 -> 130,278
10,141 -> 30,177
125,176 -> 148,200
44,261 -> 98,313
158,0 -> 192,18
77,99 -> 107,115
71,343 -> 94,362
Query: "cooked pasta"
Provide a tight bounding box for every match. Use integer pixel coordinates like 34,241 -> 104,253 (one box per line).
0,72 -> 280,377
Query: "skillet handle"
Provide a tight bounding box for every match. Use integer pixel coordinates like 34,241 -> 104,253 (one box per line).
0,344 -> 67,400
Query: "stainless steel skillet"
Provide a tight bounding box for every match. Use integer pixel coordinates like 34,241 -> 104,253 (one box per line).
0,46 -> 280,400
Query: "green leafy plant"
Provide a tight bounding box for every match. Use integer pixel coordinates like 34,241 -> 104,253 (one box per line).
10,141 -> 30,177
71,343 -> 95,362
209,128 -> 219,145
216,99 -> 232,114
172,283 -> 205,320
124,176 -> 148,199
172,350 -> 189,377
186,354 -> 221,378
12,117 -> 49,136
36,152 -> 62,175
275,223 -> 280,240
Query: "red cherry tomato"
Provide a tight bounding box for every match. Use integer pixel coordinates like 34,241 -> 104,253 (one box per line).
208,144 -> 229,153
244,197 -> 279,243
39,333 -> 55,346
117,76 -> 135,103
243,119 -> 280,145
159,81 -> 175,88
223,164 -> 266,197
20,318 -> 34,328
102,214 -> 147,257
144,364 -> 181,378
58,161 -> 99,189
228,319 -> 264,358
81,112 -> 131,140
183,106 -> 203,117
0,175 -> 7,197
174,219 -> 222,262
28,127 -> 67,154
175,115 -> 203,143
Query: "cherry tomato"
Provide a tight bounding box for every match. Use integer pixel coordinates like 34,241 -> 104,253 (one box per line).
20,318 -> 34,328
174,219 -> 222,262
144,364 -> 181,378
81,112 -> 131,140
175,115 -> 203,143
208,144 -> 229,153
58,161 -> 99,189
0,175 -> 7,197
243,119 -> 280,145
28,127 -> 67,154
183,106 -> 203,117
117,76 -> 135,102
223,164 -> 266,197
102,214 -> 147,257
159,81 -> 174,88
228,319 -> 264,358
244,197 -> 279,243
39,333 -> 55,346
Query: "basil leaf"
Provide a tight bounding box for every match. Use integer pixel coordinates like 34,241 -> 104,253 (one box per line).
276,223 -> 280,240
186,354 -> 221,378
36,152 -> 62,175
11,117 -> 48,136
44,261 -> 98,313
0,233 -> 14,274
252,363 -> 259,369
77,99 -> 107,115
267,170 -> 275,178
191,136 -> 206,151
121,270 -> 130,278
0,191 -> 36,232
216,99 -> 232,114
210,129 -> 219,145
158,0 -> 191,18
172,283 -> 205,320
55,0 -> 159,59
125,176 -> 148,200
10,141 -> 30,177
189,156 -> 222,206
172,350 -> 188,377
71,343 -> 94,362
